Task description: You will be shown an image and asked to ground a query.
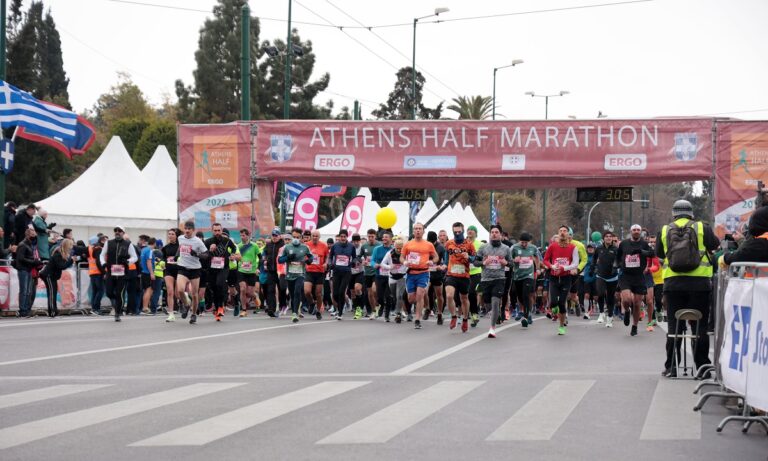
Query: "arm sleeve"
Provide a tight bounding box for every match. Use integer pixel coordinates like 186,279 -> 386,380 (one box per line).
472,247 -> 484,267
656,228 -> 667,260
100,246 -> 107,266
127,245 -> 139,265
702,224 -> 720,252
381,251 -> 393,270
542,246 -> 552,269
577,245 -> 587,272
564,247 -> 580,271
723,239 -> 763,264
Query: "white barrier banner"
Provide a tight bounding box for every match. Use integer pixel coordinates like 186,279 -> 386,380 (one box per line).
720,278 -> 753,396
746,278 -> 768,411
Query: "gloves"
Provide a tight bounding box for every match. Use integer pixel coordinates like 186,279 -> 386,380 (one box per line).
47,222 -> 56,229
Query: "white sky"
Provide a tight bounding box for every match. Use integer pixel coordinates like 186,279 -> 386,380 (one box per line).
43,0 -> 768,120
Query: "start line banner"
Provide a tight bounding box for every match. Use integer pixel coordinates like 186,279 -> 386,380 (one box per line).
255,119 -> 714,189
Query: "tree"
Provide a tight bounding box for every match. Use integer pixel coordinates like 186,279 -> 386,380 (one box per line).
447,95 -> 493,120
91,72 -> 154,132
5,1 -> 73,202
372,67 -> 443,120
110,118 -> 150,158
133,120 -> 177,168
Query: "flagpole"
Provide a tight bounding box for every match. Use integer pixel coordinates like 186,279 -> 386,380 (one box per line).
0,0 -> 7,228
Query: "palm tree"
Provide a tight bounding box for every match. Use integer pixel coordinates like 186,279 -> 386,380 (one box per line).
447,95 -> 493,120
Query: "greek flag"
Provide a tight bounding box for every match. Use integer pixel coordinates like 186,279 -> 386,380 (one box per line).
285,182 -> 306,203
490,200 -> 499,225
0,80 -> 95,158
409,201 -> 421,223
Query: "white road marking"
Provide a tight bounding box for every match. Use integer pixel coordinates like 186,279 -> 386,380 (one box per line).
0,384 -> 111,410
0,320 -> 336,367
640,379 -> 701,440
131,381 -> 369,446
0,382 -> 244,450
317,380 -> 484,444
390,321 -> 521,375
487,380 -> 595,441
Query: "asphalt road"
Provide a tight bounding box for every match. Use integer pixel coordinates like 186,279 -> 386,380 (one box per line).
0,311 -> 766,461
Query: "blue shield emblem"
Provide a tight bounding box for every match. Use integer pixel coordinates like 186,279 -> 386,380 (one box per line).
270,135 -> 293,163
0,140 -> 14,174
674,133 -> 698,161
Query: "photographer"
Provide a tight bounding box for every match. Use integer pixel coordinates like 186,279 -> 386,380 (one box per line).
723,206 -> 768,265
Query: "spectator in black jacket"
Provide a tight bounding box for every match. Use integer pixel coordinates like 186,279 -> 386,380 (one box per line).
14,204 -> 36,245
16,228 -> 43,317
40,239 -> 74,317
724,206 -> 768,265
4,201 -> 16,247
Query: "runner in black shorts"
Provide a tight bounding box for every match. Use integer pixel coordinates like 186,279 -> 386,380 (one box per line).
426,231 -> 446,322
616,224 -> 655,336
162,228 -> 180,322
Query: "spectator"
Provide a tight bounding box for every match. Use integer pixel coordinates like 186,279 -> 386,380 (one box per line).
0,227 -> 16,259
4,201 -> 16,247
14,203 -> 36,245
32,208 -> 54,260
723,206 -> 768,264
16,228 -> 43,317
40,238 -> 74,318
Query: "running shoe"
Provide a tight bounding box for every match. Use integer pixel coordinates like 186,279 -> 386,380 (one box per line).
165,313 -> 176,322
623,310 -> 631,327
488,327 -> 496,338
240,311 -> 247,317
606,316 -> 614,328
461,318 -> 469,333
407,314 -> 413,322
189,314 -> 197,325
558,326 -> 567,335
449,316 -> 457,329
545,309 -> 553,319
521,317 -> 529,328
354,307 -> 363,320
630,325 -> 638,336
597,313 -> 605,324
423,309 -> 431,321
646,323 -> 654,332
414,320 -> 422,329
640,310 -> 645,321
514,312 -> 522,322
395,314 -> 402,324
470,313 -> 479,328
181,305 -> 189,320
582,311 -> 590,320
335,314 -> 343,321
648,318 -> 657,327
527,314 -> 533,325
316,311 -> 322,320
292,313 -> 299,323
437,314 -> 443,325
385,316 -> 390,322
183,292 -> 192,308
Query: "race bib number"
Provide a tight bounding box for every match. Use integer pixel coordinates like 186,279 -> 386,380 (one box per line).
407,252 -> 421,265
311,253 -> 320,265
487,256 -> 501,270
351,263 -> 363,274
111,265 -> 125,277
519,257 -> 533,269
241,261 -> 252,271
180,245 -> 191,256
211,257 -> 225,269
555,257 -> 569,266
450,264 -> 466,274
625,254 -> 641,268
428,262 -> 437,272
336,255 -> 349,267
392,264 -> 402,273
167,256 -> 176,264
288,262 -> 303,274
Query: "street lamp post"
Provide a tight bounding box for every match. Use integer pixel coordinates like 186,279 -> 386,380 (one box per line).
490,59 -> 524,225
411,7 -> 449,120
525,90 -> 569,244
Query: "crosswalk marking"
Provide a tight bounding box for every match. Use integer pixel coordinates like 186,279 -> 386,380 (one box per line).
487,380 -> 595,441
640,379 -> 701,440
0,382 -> 244,450
131,381 -> 370,447
317,381 -> 484,444
0,384 -> 111,410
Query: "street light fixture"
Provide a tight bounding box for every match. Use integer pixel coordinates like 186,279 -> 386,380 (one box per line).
412,7 -> 449,120
526,90 -> 570,244
490,58 -> 523,225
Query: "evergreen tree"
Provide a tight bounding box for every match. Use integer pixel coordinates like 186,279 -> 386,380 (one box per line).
4,1 -> 73,203
133,120 -> 177,168
372,67 -> 442,120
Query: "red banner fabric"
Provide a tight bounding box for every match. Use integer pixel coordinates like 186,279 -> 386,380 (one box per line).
340,195 -> 366,235
178,123 -> 275,239
255,119 -> 714,189
292,185 -> 322,231
714,121 -> 768,237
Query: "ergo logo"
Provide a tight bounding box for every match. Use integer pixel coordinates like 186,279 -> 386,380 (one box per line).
604,154 -> 647,171
314,154 -> 355,171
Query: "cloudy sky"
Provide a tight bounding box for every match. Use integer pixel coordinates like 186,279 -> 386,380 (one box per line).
43,0 -> 768,121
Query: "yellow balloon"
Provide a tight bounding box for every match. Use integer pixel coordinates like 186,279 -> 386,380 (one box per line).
376,207 -> 397,229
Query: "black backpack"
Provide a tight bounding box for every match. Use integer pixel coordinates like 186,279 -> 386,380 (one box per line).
666,221 -> 701,273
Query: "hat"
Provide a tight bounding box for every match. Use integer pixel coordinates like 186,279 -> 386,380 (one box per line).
748,206 -> 768,236
222,228 -> 230,236
587,242 -> 596,248
114,225 -> 125,233
88,235 -> 99,245
25,203 -> 37,210
672,199 -> 694,219
467,225 -> 478,233
630,224 -> 642,231
271,228 -> 281,236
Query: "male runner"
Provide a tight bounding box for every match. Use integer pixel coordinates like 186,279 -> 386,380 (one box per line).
329,229 -> 357,320
511,232 -> 540,327
304,229 -> 329,320
542,225 -> 580,335
402,222 -> 439,330
444,222 -> 476,332
426,231 -> 446,323
474,225 -> 512,338
237,228 -> 261,316
162,228 -> 180,322
371,231 -> 393,320
278,235 -> 312,323
361,229 -> 380,318
593,231 -> 619,327
175,221 -> 208,324
616,224 -> 655,336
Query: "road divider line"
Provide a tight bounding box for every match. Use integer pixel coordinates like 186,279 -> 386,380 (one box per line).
0,384 -> 111,410
640,379 -> 701,440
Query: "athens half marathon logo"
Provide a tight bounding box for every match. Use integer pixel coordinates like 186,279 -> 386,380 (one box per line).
267,134 -> 294,163
673,132 -> 699,161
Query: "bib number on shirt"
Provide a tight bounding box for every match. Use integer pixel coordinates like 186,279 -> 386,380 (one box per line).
167,256 -> 176,264
311,253 -> 320,265
211,257 -> 225,269
241,261 -> 252,271
407,253 -> 421,265
487,256 -> 501,270
450,264 -> 466,274
625,254 -> 641,268
180,245 -> 192,256
555,257 -> 569,267
336,255 -> 349,267
288,261 -> 303,274
111,265 -> 125,277
519,257 -> 533,269
351,263 -> 363,274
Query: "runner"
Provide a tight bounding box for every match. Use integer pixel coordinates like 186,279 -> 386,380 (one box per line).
466,225 -> 483,327
380,237 -> 407,322
402,222 -> 439,330
426,231 -> 446,324
473,225 -> 512,338
644,243 -> 662,331
542,225 -> 580,335
593,231 -> 619,327
444,222 -> 476,332
162,228 -> 180,322
616,224 -> 655,336
204,223 -> 239,322
277,234 -> 312,323
262,228 -> 284,317
511,232 -> 540,328
581,244 -> 597,320
567,228 -> 589,319
648,234 -> 665,325
175,221 -> 208,325
329,229 -> 357,320
350,234 -> 366,319
100,225 -> 138,322
304,229 -> 329,320
361,229 -> 380,318
371,231 -> 393,320
237,228 -> 261,317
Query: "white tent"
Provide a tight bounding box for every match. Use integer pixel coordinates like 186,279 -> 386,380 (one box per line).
461,205 -> 490,242
141,145 -> 177,199
37,136 -> 177,241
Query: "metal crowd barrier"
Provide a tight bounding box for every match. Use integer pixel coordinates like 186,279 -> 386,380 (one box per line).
694,262 -> 768,435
